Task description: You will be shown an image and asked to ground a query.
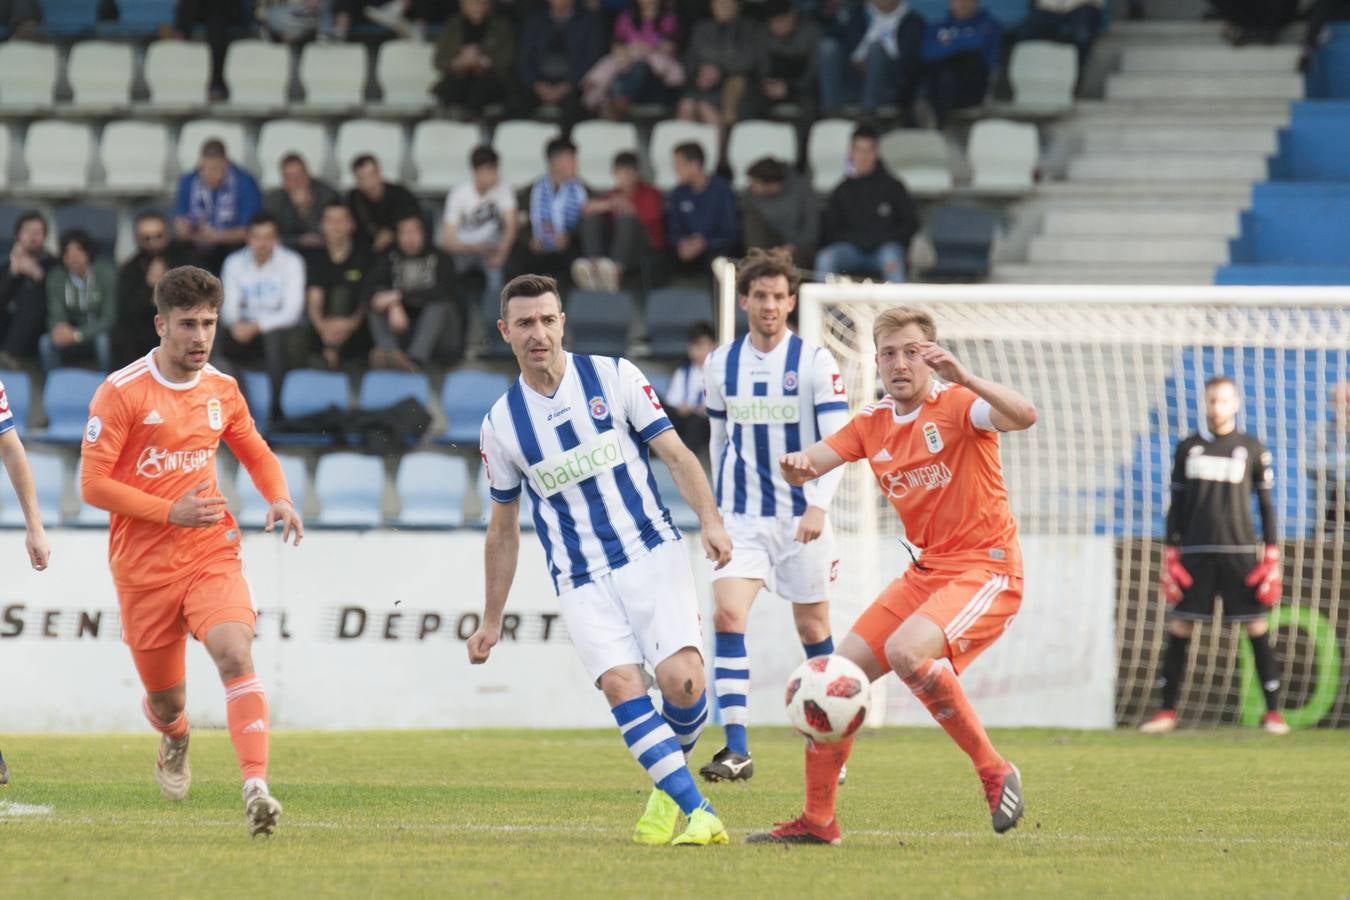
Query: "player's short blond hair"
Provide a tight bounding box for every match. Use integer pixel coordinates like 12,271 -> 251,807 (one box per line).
873,306 -> 936,346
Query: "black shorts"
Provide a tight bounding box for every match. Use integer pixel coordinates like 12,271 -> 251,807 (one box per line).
1172,551 -> 1265,621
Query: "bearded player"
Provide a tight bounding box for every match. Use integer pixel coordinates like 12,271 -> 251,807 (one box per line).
748,306 -> 1037,845
80,266 -> 303,837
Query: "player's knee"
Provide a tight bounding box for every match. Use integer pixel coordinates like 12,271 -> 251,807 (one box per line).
147,691 -> 184,722
599,666 -> 648,706
210,644 -> 254,681
712,606 -> 746,633
655,648 -> 705,700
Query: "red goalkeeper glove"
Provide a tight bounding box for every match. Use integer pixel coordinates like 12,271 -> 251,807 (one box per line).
1245,545 -> 1282,607
1160,546 -> 1191,605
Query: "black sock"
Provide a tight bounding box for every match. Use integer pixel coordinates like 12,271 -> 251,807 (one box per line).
1159,633 -> 1190,711
1248,632 -> 1282,712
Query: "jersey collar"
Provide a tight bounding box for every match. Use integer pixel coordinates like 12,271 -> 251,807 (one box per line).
147,349 -> 200,391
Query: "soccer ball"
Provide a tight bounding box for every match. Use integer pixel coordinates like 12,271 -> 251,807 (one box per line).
784,655 -> 871,743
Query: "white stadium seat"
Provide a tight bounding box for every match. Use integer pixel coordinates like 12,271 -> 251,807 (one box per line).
0,125 -> 11,191
968,119 -> 1039,191
223,39 -> 292,110
334,119 -> 407,188
299,42 -> 368,110
177,119 -> 250,174
648,121 -> 718,191
142,40 -> 210,110
375,39 -> 436,109
879,128 -> 953,193
257,120 -> 332,189
24,121 -> 93,191
66,41 -> 134,110
100,121 -> 171,192
807,118 -> 856,193
726,120 -> 797,190
571,121 -> 640,191
492,120 -> 560,190
1009,40 -> 1078,110
410,120 -> 483,194
0,41 -> 58,111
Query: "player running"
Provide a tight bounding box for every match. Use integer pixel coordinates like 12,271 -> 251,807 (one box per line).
80,266 -> 303,837
747,306 -> 1038,845
0,375 -> 54,787
1140,375 -> 1289,735
469,274 -> 734,847
698,248 -> 850,783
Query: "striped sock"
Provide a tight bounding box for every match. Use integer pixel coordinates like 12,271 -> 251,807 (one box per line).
662,691 -> 708,758
803,636 -> 835,659
612,696 -> 711,816
224,674 -> 269,782
714,631 -> 750,756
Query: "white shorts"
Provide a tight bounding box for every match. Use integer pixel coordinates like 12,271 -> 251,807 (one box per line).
558,540 -> 705,683
710,512 -> 838,603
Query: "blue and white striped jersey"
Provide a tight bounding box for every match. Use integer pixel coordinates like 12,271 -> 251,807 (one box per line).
704,333 -> 850,517
480,354 -> 683,594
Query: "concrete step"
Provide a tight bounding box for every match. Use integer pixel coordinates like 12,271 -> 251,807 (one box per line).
1121,45 -> 1301,74
991,262 -> 1217,285
1068,98 -> 1292,125
1068,152 -> 1267,181
1105,72 -> 1304,101
1027,235 -> 1229,265
1036,180 -> 1254,201
1107,21 -> 1229,42
1081,126 -> 1277,154
1042,207 -> 1239,237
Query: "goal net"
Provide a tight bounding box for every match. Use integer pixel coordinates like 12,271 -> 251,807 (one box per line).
723,277 -> 1350,729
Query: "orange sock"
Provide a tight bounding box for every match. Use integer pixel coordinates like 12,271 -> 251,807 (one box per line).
141,696 -> 189,739
903,659 -> 1003,773
224,674 -> 269,782
802,736 -> 853,827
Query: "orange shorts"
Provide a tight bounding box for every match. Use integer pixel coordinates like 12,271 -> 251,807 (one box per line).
851,566 -> 1022,675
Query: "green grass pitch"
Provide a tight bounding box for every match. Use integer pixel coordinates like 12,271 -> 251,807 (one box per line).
1,727 -> 1347,898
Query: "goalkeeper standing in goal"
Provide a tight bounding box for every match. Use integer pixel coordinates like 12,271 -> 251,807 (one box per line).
1140,376 -> 1290,735
698,248 -> 851,784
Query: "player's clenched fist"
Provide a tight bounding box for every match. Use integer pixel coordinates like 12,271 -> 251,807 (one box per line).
779,452 -> 819,486
168,482 -> 227,528
467,621 -> 501,664
1160,545 -> 1192,605
702,517 -> 733,569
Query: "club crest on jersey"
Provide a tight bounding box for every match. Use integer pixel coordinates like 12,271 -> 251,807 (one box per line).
207,398 -> 223,430
589,396 -> 609,420
923,421 -> 943,453
783,370 -> 798,391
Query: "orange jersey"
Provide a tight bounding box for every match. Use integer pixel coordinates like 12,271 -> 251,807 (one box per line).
80,351 -> 290,590
825,383 -> 1021,574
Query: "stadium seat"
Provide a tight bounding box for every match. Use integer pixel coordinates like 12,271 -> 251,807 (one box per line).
41,0 -> 99,35
99,121 -> 171,194
0,126 -> 11,192
142,40 -> 211,111
394,452 -> 468,527
374,39 -> 436,109
66,41 -> 134,111
222,39 -> 292,111
43,369 -> 105,444
334,119 -> 407,189
177,119 -> 250,174
492,120 -> 561,190
967,119 -> 1038,191
314,452 -> 385,527
879,129 -> 953,193
1,449 -> 62,526
565,290 -> 634,357
572,121 -> 640,191
410,120 -> 482,194
237,453 -> 307,528
358,371 -> 430,409
97,0 -> 175,37
23,122 -> 94,193
241,370 -> 272,426
298,42 -> 368,111
440,370 -> 510,445
1008,40 -> 1077,111
256,120 -> 332,190
646,287 -> 715,358
649,121 -> 718,191
0,42 -> 58,111
54,204 -> 120,256
807,118 -> 857,193
726,120 -> 798,190
274,368 -> 349,446
920,204 -> 999,280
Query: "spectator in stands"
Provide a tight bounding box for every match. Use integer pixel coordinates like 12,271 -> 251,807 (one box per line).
679,0 -> 763,136
815,125 -> 917,284
443,146 -> 517,313
366,215 -> 461,371
1301,0 -> 1350,71
516,0 -> 606,127
581,0 -> 684,119
816,0 -> 925,119
347,154 -> 423,254
364,0 -> 450,39
307,202 -> 374,372
171,0 -> 248,101
921,0 -> 1002,126
745,0 -> 821,119
0,0 -> 41,37
0,212 -> 54,369
572,151 -> 665,292
1004,0 -> 1104,72
434,0 -> 515,114
525,138 -> 588,284
174,139 -> 263,275
667,142 -> 738,279
39,230 -> 116,374
258,0 -> 352,42
216,212 -> 309,416
1209,0 -> 1298,45
112,211 -> 198,370
266,154 -> 341,252
665,320 -> 715,455
741,157 -> 818,270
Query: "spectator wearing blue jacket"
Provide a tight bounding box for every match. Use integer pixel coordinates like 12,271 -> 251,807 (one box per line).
174,138 -> 263,274
667,142 -> 738,281
816,0 -> 926,119
516,0 -> 606,130
921,0 -> 1001,125
526,137 -> 589,285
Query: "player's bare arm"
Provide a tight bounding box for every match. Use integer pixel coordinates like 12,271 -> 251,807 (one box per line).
649,429 -> 732,569
915,342 -> 1037,431
469,495 -> 521,664
779,442 -> 847,487
0,428 -> 50,570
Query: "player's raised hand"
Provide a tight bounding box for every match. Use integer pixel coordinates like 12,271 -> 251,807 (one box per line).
917,342 -> 972,386
265,498 -> 304,546
794,506 -> 826,544
168,483 -> 228,528
26,525 -> 50,571
467,621 -> 501,664
779,452 -> 820,486
701,517 -> 733,570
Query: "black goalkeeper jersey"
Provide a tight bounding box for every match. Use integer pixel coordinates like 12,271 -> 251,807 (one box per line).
1166,430 -> 1278,552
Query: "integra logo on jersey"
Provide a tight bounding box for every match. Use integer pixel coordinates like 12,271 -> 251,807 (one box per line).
881,461 -> 953,499
136,446 -> 213,479
528,430 -> 626,497
725,398 -> 800,424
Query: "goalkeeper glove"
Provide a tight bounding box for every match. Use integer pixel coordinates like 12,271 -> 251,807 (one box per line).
1160,546 -> 1191,605
1245,545 -> 1282,607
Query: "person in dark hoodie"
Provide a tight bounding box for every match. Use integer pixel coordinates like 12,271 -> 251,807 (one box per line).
366,214 -> 461,371
745,0 -> 822,119
741,156 -> 819,270
667,142 -> 738,280
112,211 -> 200,369
515,0 -> 606,127
0,211 -> 55,368
921,0 -> 1002,125
814,125 -> 917,284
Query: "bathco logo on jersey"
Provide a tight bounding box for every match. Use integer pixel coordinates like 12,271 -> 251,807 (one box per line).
528,431 -> 627,498
725,397 -> 800,425
136,446 -> 214,479
880,461 -> 953,499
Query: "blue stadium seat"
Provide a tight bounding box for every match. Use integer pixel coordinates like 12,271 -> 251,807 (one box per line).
565,290 -> 633,357
908,0 -> 1028,26
1305,23 -> 1350,99
440,370 -> 510,446
43,369 -> 105,444
237,454 -> 307,528
40,0 -> 98,35
0,370 -> 32,432
273,369 -> 349,446
0,449 -> 62,526
314,452 -> 385,527
394,452 -> 467,527
358,371 -> 430,409
241,370 -> 271,426
97,0 -> 177,36
646,288 -> 714,359
54,203 -> 120,257
924,204 -> 1000,280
